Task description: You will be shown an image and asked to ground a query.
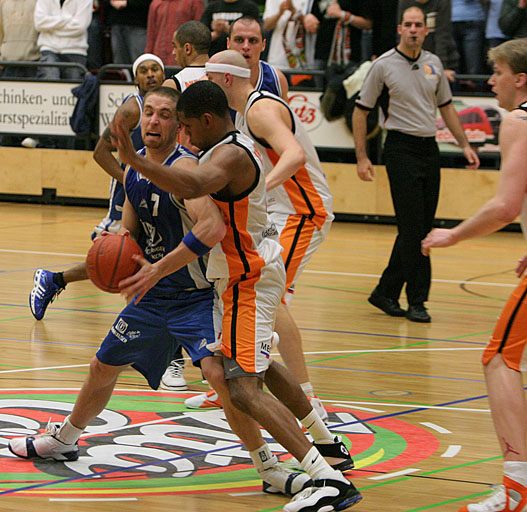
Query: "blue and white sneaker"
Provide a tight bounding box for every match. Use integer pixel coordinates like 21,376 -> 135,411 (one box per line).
29,269 -> 64,320
283,478 -> 362,512
8,420 -> 79,461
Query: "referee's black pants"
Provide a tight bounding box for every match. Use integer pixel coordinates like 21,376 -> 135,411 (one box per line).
376,131 -> 440,306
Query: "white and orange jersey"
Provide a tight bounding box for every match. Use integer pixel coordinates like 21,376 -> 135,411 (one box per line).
170,66 -> 206,92
236,90 -> 333,229
199,130 -> 282,280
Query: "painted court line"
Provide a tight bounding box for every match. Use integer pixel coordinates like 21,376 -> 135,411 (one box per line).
329,401 -> 489,413
441,445 -> 462,458
0,364 -> 89,374
0,249 -> 85,257
49,498 -> 138,502
420,422 -> 452,434
304,270 -> 516,287
369,468 -> 421,480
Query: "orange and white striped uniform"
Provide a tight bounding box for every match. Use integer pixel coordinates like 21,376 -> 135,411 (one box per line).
483,195 -> 527,371
236,90 -> 334,305
200,130 -> 285,375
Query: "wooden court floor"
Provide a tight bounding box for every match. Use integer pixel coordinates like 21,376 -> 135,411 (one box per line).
0,202 -> 523,512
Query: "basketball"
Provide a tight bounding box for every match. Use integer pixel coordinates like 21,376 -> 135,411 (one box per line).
86,234 -> 143,293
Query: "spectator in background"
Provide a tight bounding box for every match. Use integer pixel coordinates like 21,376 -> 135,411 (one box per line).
200,0 -> 260,55
371,0 -> 398,58
486,0 -> 508,51
104,0 -> 151,64
145,0 -> 204,66
87,0 -> 105,70
451,0 -> 486,74
306,0 -> 373,69
0,0 -> 40,78
499,0 -> 527,39
398,0 -> 458,81
263,0 -> 316,72
34,0 -> 92,80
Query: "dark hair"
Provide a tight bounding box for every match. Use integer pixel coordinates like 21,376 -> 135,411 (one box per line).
175,20 -> 211,54
229,15 -> 265,40
177,81 -> 229,118
144,86 -> 181,112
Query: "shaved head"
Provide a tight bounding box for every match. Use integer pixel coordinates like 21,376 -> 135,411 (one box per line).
209,49 -> 249,69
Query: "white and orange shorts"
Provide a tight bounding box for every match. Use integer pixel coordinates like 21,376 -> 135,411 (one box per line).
483,275 -> 527,371
214,257 -> 286,376
271,212 -> 332,306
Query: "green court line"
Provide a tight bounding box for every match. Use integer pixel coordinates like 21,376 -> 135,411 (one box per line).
404,491 -> 491,511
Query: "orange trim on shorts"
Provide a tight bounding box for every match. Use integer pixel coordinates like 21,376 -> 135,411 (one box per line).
220,272 -> 260,373
482,276 -> 527,371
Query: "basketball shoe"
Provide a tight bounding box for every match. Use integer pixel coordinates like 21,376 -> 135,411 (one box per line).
308,396 -> 329,424
283,478 -> 362,512
459,478 -> 527,512
160,359 -> 187,391
314,435 -> 354,472
29,269 -> 64,320
261,464 -> 313,496
185,389 -> 223,409
8,420 -> 79,461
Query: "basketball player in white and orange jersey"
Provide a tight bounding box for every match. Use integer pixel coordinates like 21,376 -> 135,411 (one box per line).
206,50 -> 335,422
109,80 -> 361,512
164,20 -> 210,93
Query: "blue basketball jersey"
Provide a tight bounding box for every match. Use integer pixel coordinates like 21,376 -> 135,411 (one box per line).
125,145 -> 211,294
256,61 -> 282,97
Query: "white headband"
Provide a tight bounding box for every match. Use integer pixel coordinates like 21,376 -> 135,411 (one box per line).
205,62 -> 251,78
132,53 -> 164,77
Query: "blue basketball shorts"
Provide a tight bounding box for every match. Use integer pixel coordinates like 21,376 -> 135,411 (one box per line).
96,287 -> 217,389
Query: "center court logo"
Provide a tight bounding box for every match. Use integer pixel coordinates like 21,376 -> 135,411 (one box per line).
0,390 -> 439,497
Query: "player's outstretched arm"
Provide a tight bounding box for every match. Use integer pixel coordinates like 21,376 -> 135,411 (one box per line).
248,99 -> 306,191
93,99 -> 141,183
422,110 -> 527,255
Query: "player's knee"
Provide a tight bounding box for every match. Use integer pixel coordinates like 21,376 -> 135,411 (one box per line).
201,359 -> 226,393
89,356 -> 122,385
227,379 -> 253,411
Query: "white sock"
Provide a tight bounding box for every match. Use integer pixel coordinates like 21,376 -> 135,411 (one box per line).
300,409 -> 333,443
504,461 -> 527,487
56,416 -> 84,445
300,382 -> 315,398
249,443 -> 277,474
300,446 -> 346,482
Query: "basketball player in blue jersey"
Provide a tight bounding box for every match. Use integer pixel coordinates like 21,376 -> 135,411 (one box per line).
10,86 -> 314,498
227,15 -> 289,101
29,53 -> 165,320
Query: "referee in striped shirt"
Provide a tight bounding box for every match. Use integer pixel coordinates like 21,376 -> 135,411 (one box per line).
352,6 -> 479,323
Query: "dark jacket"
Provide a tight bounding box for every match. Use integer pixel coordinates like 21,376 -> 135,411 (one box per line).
499,0 -> 527,38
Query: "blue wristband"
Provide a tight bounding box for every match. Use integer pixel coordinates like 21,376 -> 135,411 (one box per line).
182,231 -> 212,256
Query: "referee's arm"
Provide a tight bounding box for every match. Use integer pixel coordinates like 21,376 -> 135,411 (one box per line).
352,103 -> 375,181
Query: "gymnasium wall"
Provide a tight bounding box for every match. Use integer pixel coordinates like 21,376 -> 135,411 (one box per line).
0,147 -> 500,222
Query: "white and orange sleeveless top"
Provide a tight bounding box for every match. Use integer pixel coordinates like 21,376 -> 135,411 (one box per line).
236,90 -> 333,229
199,130 -> 282,280
171,66 -> 206,92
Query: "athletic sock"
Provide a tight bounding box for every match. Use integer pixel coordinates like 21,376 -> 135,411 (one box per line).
53,272 -> 66,289
300,446 -> 346,481
300,409 -> 333,443
504,461 -> 527,487
300,382 -> 315,398
249,443 -> 277,474
56,416 -> 83,445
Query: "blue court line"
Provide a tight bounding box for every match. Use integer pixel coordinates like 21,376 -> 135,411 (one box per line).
306,364 -> 486,383
0,391 -> 493,496
300,327 -> 488,346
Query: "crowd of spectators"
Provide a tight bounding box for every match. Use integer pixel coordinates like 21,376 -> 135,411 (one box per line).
1,0 -> 526,81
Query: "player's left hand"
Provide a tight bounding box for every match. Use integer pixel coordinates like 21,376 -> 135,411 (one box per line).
110,113 -> 138,167
327,2 -> 343,18
421,228 -> 456,256
118,254 -> 161,304
463,145 -> 480,170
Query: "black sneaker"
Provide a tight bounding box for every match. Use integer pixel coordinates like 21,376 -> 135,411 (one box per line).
283,478 -> 362,512
314,435 -> 354,472
406,304 -> 431,323
368,290 -> 406,317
